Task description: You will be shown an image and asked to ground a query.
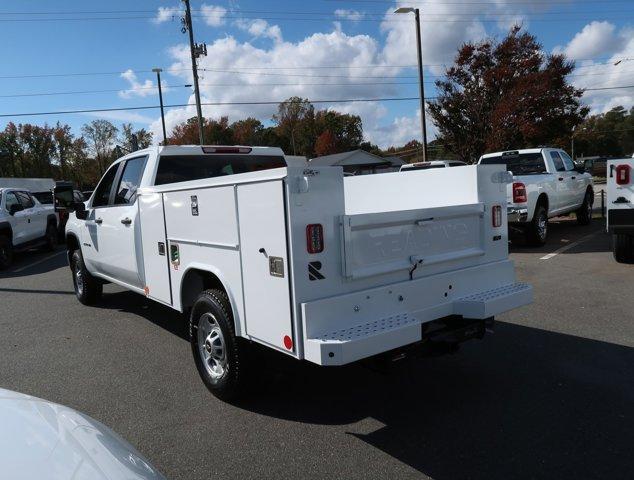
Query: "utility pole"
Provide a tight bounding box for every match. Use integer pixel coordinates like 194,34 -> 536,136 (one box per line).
394,7 -> 428,162
152,68 -> 167,145
181,0 -> 207,145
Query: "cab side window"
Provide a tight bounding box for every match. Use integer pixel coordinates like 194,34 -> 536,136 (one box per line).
5,192 -> 20,213
15,191 -> 35,209
92,164 -> 120,208
549,151 -> 566,172
114,156 -> 147,205
560,151 -> 575,171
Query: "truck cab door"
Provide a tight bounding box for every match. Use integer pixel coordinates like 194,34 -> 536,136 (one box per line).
88,156 -> 147,288
4,191 -> 29,245
15,191 -> 42,242
548,151 -> 573,213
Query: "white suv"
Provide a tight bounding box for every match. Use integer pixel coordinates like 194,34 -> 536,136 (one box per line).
0,188 -> 58,269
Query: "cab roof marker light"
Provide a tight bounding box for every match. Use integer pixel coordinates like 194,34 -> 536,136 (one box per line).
202,147 -> 252,154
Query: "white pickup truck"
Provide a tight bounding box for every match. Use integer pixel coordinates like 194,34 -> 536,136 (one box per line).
0,188 -> 58,269
479,148 -> 594,245
606,158 -> 634,263
65,145 -> 532,400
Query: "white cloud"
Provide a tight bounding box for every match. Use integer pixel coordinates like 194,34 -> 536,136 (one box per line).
235,19 -> 283,43
200,4 -> 227,27
566,27 -> 634,115
119,70 -> 162,99
153,6 -> 180,25
334,9 -> 365,22
555,21 -> 626,60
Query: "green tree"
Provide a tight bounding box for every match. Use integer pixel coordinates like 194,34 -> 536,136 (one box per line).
81,120 -> 118,175
273,97 -> 316,156
120,123 -> 153,151
573,106 -> 634,158
429,26 -> 588,162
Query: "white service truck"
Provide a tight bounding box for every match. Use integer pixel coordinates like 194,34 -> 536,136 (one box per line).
479,148 -> 594,245
606,158 -> 634,263
0,188 -> 58,269
65,145 -> 532,400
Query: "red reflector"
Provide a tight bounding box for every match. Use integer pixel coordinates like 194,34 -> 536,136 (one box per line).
513,182 -> 527,203
202,146 -> 252,154
492,205 -> 503,228
283,335 -> 293,350
306,224 -> 324,254
616,164 -> 631,185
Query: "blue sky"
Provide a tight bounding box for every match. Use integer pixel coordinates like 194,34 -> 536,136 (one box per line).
1,0 -> 633,148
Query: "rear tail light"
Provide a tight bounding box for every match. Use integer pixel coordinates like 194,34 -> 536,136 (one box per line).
202,146 -> 252,154
492,205 -> 502,228
616,164 -> 631,185
306,224 -> 324,254
513,182 -> 527,203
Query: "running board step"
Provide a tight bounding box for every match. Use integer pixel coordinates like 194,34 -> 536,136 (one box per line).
453,282 -> 533,319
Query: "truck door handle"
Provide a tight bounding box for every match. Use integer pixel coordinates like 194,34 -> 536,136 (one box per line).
558,177 -> 564,181
95,218 -> 103,225
121,217 -> 132,225
571,176 -> 576,180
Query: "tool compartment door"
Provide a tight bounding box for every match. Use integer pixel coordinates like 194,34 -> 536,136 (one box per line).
138,192 -> 172,305
237,181 -> 293,352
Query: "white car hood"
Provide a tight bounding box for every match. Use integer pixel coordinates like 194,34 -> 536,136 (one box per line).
0,388 -> 164,480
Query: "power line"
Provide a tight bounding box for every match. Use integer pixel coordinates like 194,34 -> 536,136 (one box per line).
0,97 -> 421,118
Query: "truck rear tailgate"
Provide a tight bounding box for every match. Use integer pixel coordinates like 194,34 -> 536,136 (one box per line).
341,203 -> 485,279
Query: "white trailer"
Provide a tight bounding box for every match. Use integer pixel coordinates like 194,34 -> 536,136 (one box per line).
606,158 -> 634,263
65,146 -> 532,400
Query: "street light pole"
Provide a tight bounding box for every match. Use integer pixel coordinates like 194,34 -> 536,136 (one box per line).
152,68 -> 167,145
181,0 -> 206,145
395,7 -> 428,162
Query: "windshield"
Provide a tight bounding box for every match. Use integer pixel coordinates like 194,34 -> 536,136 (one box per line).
480,152 -> 546,175
155,154 -> 287,186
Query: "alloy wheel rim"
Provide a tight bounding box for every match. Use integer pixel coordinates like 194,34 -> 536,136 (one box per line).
74,264 -> 84,295
197,313 -> 227,380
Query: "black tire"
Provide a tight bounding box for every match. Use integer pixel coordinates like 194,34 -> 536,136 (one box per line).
70,250 -> 102,305
0,235 -> 13,270
576,190 -> 593,226
526,204 -> 548,246
613,234 -> 634,264
43,223 -> 58,252
190,289 -> 249,401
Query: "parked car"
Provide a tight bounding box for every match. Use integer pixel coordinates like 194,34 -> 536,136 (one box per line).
606,158 -> 634,263
0,388 -> 164,479
65,145 -> 531,400
400,160 -> 467,171
0,188 -> 58,269
479,148 -> 594,246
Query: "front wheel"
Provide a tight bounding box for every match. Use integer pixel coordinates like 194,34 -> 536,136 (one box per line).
0,235 -> 13,270
613,234 -> 634,264
526,204 -> 548,246
70,250 -> 102,305
576,191 -> 593,225
43,223 -> 58,251
190,289 -> 249,401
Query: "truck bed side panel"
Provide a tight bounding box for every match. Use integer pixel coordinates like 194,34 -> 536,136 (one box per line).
162,186 -> 245,334
237,180 -> 293,353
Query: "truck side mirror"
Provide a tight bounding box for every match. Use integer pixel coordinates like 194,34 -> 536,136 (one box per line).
9,204 -> 23,215
69,201 -> 89,220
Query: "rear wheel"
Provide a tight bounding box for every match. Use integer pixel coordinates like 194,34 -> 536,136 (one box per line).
526,204 -> 548,246
613,234 -> 634,264
576,190 -> 593,225
190,289 -> 249,401
0,235 -> 13,270
70,250 -> 102,305
43,223 -> 58,251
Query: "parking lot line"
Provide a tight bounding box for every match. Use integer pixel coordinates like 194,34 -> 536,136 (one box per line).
540,232 -> 600,260
10,250 -> 66,274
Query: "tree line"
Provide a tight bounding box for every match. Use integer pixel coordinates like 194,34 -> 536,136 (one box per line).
0,26 -> 630,186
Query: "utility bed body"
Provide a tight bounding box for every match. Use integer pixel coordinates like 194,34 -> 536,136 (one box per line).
67,146 -> 531,366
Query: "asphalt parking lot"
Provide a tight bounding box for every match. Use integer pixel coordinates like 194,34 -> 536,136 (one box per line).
1,214 -> 633,480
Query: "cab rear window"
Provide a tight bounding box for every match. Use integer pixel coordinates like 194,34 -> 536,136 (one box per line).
480,153 -> 546,175
154,155 -> 287,186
